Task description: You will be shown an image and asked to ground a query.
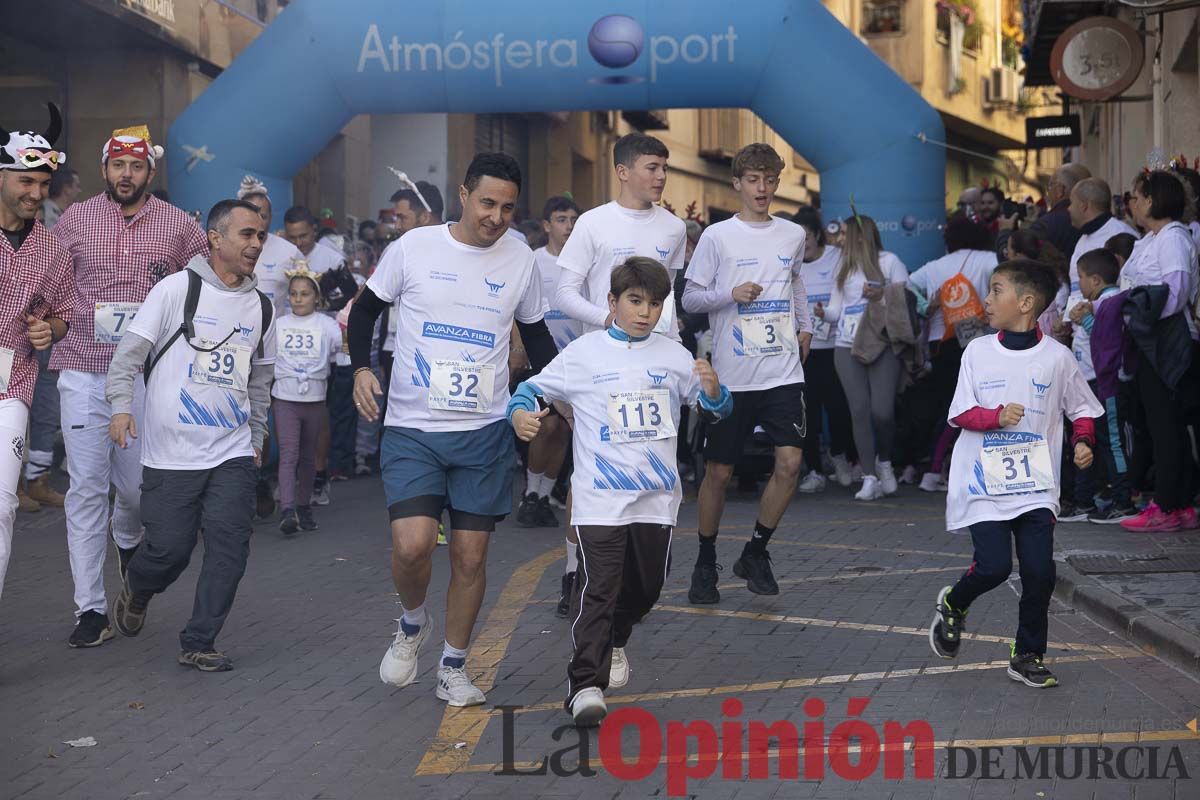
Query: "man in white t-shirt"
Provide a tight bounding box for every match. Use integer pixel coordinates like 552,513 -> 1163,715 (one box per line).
555,133 -> 686,341
105,199 -> 276,673
346,153 -> 559,707
681,144 -> 812,604
237,176 -> 302,318
283,206 -> 343,275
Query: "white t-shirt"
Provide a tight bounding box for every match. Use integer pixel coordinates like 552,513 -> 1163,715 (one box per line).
528,329 -> 703,526
800,245 -> 841,350
1068,217 -> 1137,294
824,253 -> 910,348
272,312 -> 342,402
556,201 -> 686,339
301,240 -> 344,274
331,273 -> 365,367
534,246 -> 580,351
908,250 -> 998,341
683,216 -> 807,391
1123,221 -> 1200,336
366,224 -> 544,432
127,270 -> 276,471
946,334 -> 1101,530
254,233 -> 303,316
1063,289 -> 1119,382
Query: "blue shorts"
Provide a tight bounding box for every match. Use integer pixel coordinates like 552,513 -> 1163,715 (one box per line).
380,420 -> 515,531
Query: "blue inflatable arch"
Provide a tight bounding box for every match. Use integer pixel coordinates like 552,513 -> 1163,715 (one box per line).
168,0 -> 946,266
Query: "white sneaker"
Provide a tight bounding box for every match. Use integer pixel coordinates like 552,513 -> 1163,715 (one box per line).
855,475 -> 884,501
610,647 -> 630,689
312,482 -> 331,506
919,472 -> 947,492
877,460 -> 898,495
831,454 -> 853,488
899,464 -> 919,485
379,614 -> 432,687
436,664 -> 487,707
797,471 -> 827,494
570,687 -> 607,727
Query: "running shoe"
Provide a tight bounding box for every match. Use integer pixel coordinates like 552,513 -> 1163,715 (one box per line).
354,455 -> 373,476
179,650 -> 234,672
1057,505 -> 1096,523
550,480 -> 569,510
898,465 -> 920,485
379,613 -> 432,687
535,496 -> 559,527
437,523 -> 448,546
312,481 -> 331,507
687,562 -> 722,604
1087,505 -> 1138,525
570,687 -> 607,727
797,471 -> 826,494
516,492 -> 541,527
854,475 -> 884,501
1007,650 -> 1058,688
68,610 -> 113,649
436,665 -> 486,707
1176,507 -> 1200,531
556,572 -> 575,618
877,460 -> 898,495
297,505 -> 318,531
733,548 -> 779,595
919,472 -> 947,492
928,586 -> 964,659
112,583 -> 152,637
1120,502 -> 1180,533
609,647 -> 630,689
279,507 -> 299,536
831,454 -> 853,488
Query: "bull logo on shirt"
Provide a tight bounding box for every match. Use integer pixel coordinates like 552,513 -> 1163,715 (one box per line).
1031,377 -> 1051,395
655,246 -> 671,261
484,277 -> 506,297
647,370 -> 667,386
1028,364 -> 1052,396
778,255 -> 793,267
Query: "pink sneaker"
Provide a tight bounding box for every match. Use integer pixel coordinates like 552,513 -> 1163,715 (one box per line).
1176,507 -> 1200,531
1120,503 -> 1181,533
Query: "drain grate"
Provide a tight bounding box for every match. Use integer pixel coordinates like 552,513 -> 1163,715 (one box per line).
1067,553 -> 1200,574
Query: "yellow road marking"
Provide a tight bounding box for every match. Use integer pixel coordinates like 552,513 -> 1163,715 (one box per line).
657,564 -> 969,598
414,546 -> 562,776
653,604 -> 1142,656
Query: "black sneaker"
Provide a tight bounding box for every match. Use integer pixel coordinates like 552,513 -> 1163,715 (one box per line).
687,562 -> 723,605
178,649 -> 233,672
550,479 -> 569,509
1058,505 -> 1096,523
255,479 -> 275,519
112,583 -> 152,637
297,505 -> 318,531
556,572 -> 576,618
1007,650 -> 1058,688
279,507 -> 299,536
535,496 -> 559,527
929,586 -> 965,659
1088,505 -> 1138,524
516,492 -> 541,527
67,610 -> 113,648
732,548 -> 779,595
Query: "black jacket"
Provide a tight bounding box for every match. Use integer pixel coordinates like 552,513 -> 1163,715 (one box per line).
1123,284 -> 1193,390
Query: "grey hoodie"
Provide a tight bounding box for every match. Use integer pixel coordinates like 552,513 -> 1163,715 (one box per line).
105,255 -> 274,453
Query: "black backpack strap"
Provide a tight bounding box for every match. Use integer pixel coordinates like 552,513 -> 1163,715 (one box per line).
256,289 -> 273,358
144,270 -> 202,382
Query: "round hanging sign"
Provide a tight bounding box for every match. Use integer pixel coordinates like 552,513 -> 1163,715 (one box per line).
1050,17 -> 1144,101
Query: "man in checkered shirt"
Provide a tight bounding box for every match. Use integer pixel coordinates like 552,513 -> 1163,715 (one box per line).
50,125 -> 207,649
0,103 -> 74,603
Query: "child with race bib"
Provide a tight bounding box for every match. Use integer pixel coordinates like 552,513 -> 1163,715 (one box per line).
507,257 -> 732,727
929,259 -> 1100,688
272,266 -> 343,535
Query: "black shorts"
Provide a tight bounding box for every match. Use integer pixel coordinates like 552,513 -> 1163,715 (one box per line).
703,383 -> 806,465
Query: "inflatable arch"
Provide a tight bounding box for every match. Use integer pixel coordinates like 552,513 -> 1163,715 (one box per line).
168,0 -> 947,266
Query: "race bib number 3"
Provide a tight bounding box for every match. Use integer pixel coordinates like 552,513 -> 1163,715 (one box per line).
606,389 -> 675,443
279,327 -> 318,359
738,301 -> 795,357
94,302 -> 140,344
428,360 -> 495,413
981,432 -> 1054,496
0,347 -> 13,393
191,341 -> 251,392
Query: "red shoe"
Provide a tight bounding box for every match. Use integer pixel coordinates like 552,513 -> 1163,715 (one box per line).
1175,507 -> 1200,531
1120,503 -> 1181,533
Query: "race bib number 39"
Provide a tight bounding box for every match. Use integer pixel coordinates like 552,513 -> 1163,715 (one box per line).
94,302 -> 140,344
981,432 -> 1054,496
738,301 -> 796,357
606,389 -> 675,443
428,360 -> 495,413
191,341 -> 251,392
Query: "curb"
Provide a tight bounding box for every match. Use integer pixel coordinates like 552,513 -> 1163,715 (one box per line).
1054,560 -> 1200,677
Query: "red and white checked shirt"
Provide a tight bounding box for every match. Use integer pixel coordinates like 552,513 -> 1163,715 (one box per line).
0,220 -> 73,408
50,193 -> 208,373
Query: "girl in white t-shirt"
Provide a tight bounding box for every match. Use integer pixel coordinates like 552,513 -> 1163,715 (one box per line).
813,215 -> 908,500
272,269 -> 342,534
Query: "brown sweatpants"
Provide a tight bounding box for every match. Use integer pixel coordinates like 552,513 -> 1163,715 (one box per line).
565,523 -> 673,709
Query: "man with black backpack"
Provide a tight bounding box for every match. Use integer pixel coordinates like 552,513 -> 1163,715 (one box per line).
103,199 -> 276,672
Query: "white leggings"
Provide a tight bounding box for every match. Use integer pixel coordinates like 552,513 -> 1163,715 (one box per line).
0,398 -> 30,602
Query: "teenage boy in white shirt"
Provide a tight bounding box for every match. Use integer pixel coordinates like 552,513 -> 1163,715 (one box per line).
928,259 -> 1100,689
680,143 -> 812,603
508,257 -> 732,726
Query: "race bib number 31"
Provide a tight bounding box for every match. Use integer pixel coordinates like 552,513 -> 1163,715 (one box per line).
191,341 -> 251,392
428,360 -> 495,413
738,301 -> 795,357
94,302 -> 140,344
981,432 -> 1054,496
606,389 -> 675,443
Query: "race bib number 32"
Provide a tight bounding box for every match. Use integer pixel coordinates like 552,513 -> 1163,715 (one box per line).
191,341 -> 251,392
94,302 -> 140,344
606,389 -> 675,443
981,431 -> 1054,496
428,360 -> 495,413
